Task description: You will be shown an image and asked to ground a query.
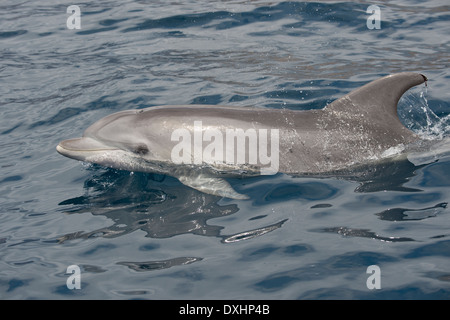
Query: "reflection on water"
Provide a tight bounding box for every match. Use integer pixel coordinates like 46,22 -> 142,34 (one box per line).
117,257 -> 202,272
316,226 -> 415,242
326,157 -> 427,193
254,251 -> 397,293
57,168 -> 288,247
376,202 -> 447,221
311,199 -> 447,243
58,169 -> 239,241
221,219 -> 287,243
57,155 -> 436,247
352,159 -> 426,193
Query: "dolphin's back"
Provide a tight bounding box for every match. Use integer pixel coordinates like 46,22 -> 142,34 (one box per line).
279,73 -> 427,173
57,72 -> 428,199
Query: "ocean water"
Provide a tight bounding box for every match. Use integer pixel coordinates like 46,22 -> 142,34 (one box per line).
1,0 -> 449,300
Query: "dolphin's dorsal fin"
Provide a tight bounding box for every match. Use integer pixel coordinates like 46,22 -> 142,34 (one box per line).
325,72 -> 427,139
327,72 -> 426,116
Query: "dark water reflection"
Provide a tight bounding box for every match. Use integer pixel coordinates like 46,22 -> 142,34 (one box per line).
57,156 -> 438,245
58,169 -> 239,241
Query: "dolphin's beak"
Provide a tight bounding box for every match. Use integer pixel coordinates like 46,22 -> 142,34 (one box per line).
56,137 -> 118,161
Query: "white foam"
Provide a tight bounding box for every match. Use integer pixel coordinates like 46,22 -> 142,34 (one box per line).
381,144 -> 405,158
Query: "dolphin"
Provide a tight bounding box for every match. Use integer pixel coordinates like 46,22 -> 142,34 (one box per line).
57,72 -> 428,199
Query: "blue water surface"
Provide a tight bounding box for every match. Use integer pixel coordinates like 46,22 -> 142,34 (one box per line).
0,0 -> 449,299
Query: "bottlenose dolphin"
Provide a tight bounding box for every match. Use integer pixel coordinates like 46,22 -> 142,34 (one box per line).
57,72 -> 428,199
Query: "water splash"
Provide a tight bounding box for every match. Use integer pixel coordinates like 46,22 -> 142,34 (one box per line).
399,85 -> 450,165
399,85 -> 450,141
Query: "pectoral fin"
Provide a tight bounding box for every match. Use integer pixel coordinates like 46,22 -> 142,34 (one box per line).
177,174 -> 249,200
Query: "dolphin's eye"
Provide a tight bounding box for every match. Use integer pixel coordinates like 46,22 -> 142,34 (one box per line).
133,144 -> 149,155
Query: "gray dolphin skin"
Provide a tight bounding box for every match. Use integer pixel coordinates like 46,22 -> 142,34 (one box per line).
57,72 -> 428,199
